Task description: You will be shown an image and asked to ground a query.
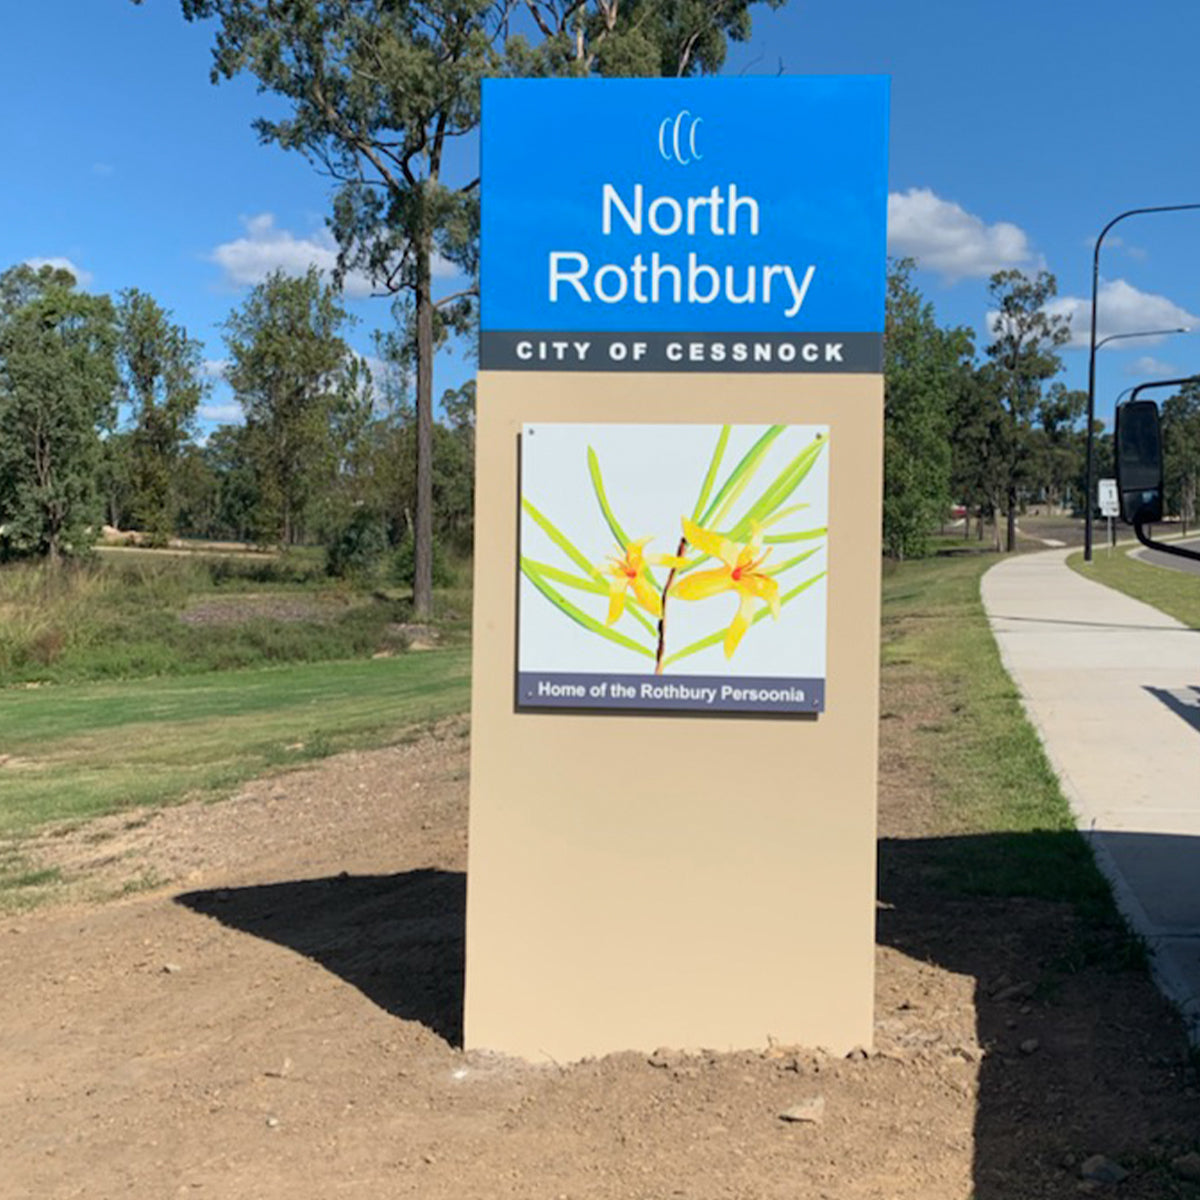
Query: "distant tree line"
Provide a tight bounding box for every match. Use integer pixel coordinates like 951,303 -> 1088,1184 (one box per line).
5,254 -> 1196,572
0,262 -> 474,577
881,259 -> 1134,559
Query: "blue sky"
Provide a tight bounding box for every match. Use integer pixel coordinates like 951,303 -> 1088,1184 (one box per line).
2,0 -> 1199,433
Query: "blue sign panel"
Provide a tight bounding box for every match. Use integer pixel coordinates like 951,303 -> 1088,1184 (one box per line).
481,77 -> 889,372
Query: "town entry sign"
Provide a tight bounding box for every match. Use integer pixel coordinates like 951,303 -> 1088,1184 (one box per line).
466,77 -> 889,1060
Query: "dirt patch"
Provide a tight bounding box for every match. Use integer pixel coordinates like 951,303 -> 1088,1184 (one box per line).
387,622 -> 441,650
178,593 -> 354,627
3,706 -> 1198,1197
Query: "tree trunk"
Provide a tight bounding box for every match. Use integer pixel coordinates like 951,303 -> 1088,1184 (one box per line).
1005,488 -> 1017,553
413,214 -> 435,620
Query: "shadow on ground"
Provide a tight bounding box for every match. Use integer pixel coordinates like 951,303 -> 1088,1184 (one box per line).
177,830 -> 1200,1199
1147,685 -> 1200,737
879,831 -> 1199,1200
177,868 -> 465,1045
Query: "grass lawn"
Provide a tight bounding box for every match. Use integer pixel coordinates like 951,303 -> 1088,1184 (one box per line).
1066,544 -> 1200,629
881,554 -> 1125,925
1,551 -> 1131,937
0,651 -> 470,899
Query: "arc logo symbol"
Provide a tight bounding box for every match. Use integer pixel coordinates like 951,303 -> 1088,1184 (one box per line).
657,110 -> 703,165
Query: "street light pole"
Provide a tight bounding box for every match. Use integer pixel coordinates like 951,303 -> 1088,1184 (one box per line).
1084,204 -> 1200,563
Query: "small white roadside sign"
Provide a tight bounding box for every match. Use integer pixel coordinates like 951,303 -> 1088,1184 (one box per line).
1098,478 -> 1119,518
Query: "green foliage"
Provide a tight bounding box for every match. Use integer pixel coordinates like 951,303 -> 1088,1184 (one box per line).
882,259 -> 974,559
200,423 -> 262,542
325,507 -> 389,579
345,363 -> 476,556
392,530 -> 454,590
1161,381 -> 1200,530
1030,381 -> 1087,512
116,288 -> 206,544
0,264 -> 118,560
222,267 -> 360,545
949,364 -> 1007,545
985,269 -> 1071,551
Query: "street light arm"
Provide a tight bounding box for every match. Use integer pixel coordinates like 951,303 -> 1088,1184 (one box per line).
1094,326 -> 1189,352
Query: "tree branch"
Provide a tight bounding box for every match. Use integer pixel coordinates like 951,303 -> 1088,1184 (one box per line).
434,286 -> 479,309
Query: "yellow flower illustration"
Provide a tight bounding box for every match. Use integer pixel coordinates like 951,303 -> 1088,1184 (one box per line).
604,537 -> 664,626
672,518 -> 781,658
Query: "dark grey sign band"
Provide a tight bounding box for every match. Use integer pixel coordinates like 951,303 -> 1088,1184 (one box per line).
517,671 -> 825,713
482,331 -> 881,373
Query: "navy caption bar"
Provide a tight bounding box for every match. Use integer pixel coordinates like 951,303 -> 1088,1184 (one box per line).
518,671 -> 826,714
482,331 -> 881,373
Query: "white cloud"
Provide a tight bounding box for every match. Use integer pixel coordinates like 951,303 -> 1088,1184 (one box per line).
198,402 -> 242,424
1090,234 -> 1148,263
357,353 -> 393,384
210,213 -> 371,296
887,188 -> 1036,282
1127,355 -> 1179,378
201,358 -> 229,381
1045,279 -> 1196,349
24,256 -> 93,287
210,213 -> 458,297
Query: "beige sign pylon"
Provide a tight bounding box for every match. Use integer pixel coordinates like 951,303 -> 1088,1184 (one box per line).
465,77 -> 888,1060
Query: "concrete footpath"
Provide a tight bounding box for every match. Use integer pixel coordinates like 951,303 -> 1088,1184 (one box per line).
982,548 -> 1200,1043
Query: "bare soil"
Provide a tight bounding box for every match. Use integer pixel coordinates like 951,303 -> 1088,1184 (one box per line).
177,593 -> 355,627
3,697 -> 1199,1198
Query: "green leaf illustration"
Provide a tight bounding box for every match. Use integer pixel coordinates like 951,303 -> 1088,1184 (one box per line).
766,545 -> 823,576
521,559 -> 655,659
586,446 -> 631,548
661,571 -> 827,667
698,424 -> 786,530
524,557 -> 658,637
759,502 -> 810,530
522,497 -> 604,581
765,525 -> 827,545
690,425 -> 731,523
727,435 -> 826,541
521,560 -> 608,595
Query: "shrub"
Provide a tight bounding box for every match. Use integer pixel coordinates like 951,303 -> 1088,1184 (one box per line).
391,531 -> 453,590
325,509 -> 389,580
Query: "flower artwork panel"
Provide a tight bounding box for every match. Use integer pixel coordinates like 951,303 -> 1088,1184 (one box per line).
517,423 -> 829,714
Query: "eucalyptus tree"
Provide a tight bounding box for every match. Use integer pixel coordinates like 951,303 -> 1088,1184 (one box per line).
882,258 -> 973,558
1161,382 -> 1200,532
222,267 -> 359,546
1032,382 -> 1086,514
170,0 -> 784,615
116,288 -> 206,544
946,363 -> 1008,547
985,269 -> 1071,552
0,264 -> 118,560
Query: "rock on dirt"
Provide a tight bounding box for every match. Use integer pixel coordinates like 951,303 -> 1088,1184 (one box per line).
1080,1155 -> 1128,1185
1173,1152 -> 1200,1182
779,1096 -> 826,1124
